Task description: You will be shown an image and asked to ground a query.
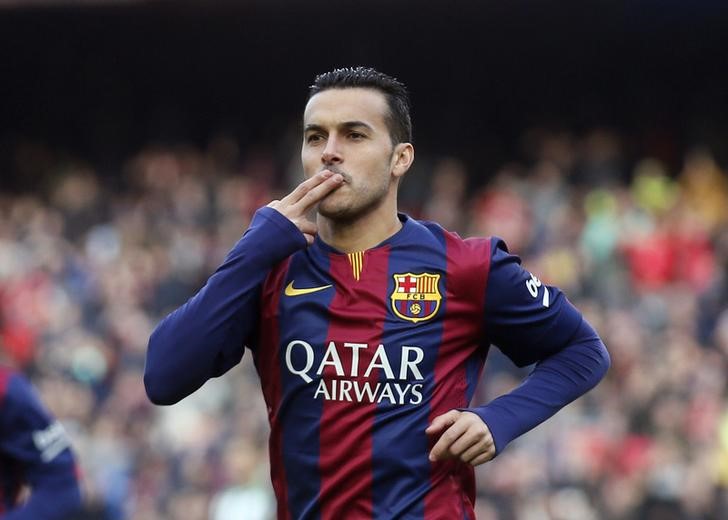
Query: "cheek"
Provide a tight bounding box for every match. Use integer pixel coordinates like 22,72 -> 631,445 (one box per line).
301,151 -> 318,175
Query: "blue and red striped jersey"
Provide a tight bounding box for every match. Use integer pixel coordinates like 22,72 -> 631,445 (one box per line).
0,365 -> 82,520
146,207 -> 608,520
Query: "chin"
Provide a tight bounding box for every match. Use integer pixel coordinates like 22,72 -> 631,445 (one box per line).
316,190 -> 346,215
317,188 -> 386,221
317,203 -> 354,220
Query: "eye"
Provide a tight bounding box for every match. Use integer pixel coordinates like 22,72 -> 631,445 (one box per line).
348,132 -> 366,140
306,134 -> 324,144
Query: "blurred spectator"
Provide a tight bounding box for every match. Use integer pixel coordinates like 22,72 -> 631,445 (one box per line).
422,157 -> 469,234
1,125 -> 727,518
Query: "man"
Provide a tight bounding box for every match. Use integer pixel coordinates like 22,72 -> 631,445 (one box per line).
0,363 -> 82,519
145,67 -> 610,519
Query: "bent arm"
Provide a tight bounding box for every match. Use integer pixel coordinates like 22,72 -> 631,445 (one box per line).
3,478 -> 82,520
144,207 -> 306,405
468,238 -> 609,455
466,318 -> 609,455
0,373 -> 82,520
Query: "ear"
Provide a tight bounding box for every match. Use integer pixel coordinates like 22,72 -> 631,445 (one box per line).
391,143 -> 415,179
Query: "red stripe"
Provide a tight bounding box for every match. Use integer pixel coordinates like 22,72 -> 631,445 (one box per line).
0,365 -> 11,405
257,258 -> 292,520
425,236 -> 491,520
318,249 -> 390,519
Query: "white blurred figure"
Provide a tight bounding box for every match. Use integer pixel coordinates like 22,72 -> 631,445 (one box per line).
209,438 -> 275,520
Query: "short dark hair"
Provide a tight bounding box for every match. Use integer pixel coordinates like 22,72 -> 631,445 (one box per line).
308,67 -> 412,145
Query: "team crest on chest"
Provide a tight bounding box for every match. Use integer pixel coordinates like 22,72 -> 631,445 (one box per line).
391,273 -> 442,323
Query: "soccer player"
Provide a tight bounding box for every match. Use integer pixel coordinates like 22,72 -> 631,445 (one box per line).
145,67 -> 610,519
0,363 -> 82,519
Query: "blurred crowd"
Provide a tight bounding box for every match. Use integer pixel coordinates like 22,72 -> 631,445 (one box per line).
1,126 -> 727,520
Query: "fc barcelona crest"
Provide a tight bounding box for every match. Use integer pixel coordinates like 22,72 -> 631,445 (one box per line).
391,272 -> 442,323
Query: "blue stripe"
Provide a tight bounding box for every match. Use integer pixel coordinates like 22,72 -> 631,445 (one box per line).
371,222 -> 448,519
465,347 -> 487,405
278,247 -> 334,520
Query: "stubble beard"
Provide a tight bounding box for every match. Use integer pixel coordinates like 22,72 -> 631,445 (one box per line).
317,172 -> 392,223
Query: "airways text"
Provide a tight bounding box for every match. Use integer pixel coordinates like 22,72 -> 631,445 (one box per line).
285,340 -> 426,405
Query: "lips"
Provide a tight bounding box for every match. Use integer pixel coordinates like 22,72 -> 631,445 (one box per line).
321,168 -> 349,183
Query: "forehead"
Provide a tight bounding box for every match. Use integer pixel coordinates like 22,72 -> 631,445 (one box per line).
303,87 -> 389,129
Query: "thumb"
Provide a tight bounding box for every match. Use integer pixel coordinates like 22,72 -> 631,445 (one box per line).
425,410 -> 461,435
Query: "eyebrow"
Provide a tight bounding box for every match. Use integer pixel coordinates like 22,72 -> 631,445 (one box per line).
304,121 -> 375,133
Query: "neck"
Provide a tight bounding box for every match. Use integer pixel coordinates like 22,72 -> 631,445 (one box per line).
317,197 -> 402,253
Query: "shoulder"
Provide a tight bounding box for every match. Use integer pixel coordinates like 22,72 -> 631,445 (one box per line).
0,366 -> 39,412
0,364 -> 26,403
416,218 -> 504,271
408,219 -> 505,302
409,217 -> 491,255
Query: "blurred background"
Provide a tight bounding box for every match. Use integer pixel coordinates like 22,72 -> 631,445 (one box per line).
1,1 -> 728,519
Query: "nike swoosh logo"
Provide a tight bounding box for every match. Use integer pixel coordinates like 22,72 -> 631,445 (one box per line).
284,281 -> 333,297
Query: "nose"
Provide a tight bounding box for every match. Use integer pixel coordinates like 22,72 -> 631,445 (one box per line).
321,135 -> 342,165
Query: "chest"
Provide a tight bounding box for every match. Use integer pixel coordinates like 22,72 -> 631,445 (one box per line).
276,249 -> 449,343
265,247 -> 484,385
255,244 -> 487,410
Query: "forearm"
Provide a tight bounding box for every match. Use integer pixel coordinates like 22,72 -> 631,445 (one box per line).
3,477 -> 82,520
468,318 -> 610,455
144,207 -> 306,404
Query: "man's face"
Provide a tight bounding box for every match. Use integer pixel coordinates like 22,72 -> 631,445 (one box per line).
301,87 -> 399,220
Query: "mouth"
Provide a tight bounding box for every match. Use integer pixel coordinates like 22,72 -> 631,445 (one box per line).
321,167 -> 349,183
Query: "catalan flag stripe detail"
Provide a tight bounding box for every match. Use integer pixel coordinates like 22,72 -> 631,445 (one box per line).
418,276 -> 434,293
347,252 -> 364,281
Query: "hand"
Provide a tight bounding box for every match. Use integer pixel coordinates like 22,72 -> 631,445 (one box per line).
425,410 -> 495,466
268,170 -> 343,245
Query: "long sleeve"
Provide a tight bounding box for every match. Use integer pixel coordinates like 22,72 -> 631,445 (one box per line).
466,318 -> 609,455
0,371 -> 82,520
3,483 -> 82,520
144,207 -> 307,405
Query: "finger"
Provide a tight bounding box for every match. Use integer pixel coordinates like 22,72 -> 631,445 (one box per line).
296,219 -> 317,237
282,171 -> 335,205
268,205 -> 318,238
469,449 -> 495,466
429,418 -> 470,462
447,416 -> 492,457
447,429 -> 482,458
460,438 -> 493,464
293,174 -> 344,212
425,410 -> 461,436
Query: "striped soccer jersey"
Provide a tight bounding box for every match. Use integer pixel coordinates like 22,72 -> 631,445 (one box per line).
147,206 -> 587,520
250,209 -> 581,519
